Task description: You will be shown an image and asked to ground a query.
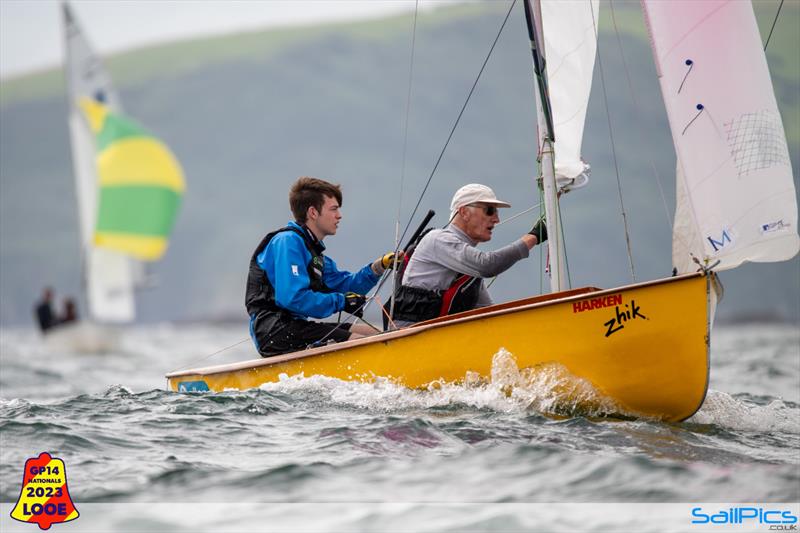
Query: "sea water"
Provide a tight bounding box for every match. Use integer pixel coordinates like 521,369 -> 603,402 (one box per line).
0,324 -> 797,532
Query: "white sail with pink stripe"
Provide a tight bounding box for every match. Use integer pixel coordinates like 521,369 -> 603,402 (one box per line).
641,0 -> 799,273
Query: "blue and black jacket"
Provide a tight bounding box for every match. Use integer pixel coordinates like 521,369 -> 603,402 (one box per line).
245,221 -> 378,352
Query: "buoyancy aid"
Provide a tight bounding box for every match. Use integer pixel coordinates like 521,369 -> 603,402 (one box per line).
385,228 -> 482,326
391,274 -> 482,324
245,225 -> 332,319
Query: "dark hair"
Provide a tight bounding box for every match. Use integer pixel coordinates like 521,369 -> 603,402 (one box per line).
289,177 -> 343,223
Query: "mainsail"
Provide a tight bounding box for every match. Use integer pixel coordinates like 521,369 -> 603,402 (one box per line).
63,3 -> 185,323
642,0 -> 799,273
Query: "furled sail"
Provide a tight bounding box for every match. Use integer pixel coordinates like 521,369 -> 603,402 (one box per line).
539,0 -> 599,191
642,0 -> 799,273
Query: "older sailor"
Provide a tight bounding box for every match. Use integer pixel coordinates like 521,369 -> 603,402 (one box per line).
393,183 -> 547,325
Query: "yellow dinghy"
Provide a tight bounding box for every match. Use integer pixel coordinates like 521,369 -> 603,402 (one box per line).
167,273 -> 713,422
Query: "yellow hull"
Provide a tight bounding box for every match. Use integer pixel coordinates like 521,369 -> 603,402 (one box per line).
167,273 -> 713,422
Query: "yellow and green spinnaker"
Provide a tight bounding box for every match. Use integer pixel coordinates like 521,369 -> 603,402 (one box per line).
79,98 -> 185,261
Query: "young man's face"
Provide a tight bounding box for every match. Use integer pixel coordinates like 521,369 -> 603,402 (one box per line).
310,195 -> 342,238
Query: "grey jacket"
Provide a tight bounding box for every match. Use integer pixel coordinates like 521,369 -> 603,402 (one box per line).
401,224 -> 529,308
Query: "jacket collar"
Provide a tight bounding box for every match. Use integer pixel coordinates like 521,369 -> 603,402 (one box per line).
447,223 -> 478,247
288,221 -> 326,254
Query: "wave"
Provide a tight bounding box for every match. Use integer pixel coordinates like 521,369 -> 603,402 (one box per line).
689,389 -> 800,434
254,348 -> 628,420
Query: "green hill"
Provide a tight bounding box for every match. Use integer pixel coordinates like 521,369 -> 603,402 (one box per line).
1,2 -> 798,325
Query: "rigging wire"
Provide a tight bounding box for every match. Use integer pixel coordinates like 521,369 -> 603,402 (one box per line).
396,0 -> 518,249
390,0 -> 421,320
167,337 -> 251,374
328,1 -> 518,337
172,1 -> 528,363
548,152 -> 572,288
764,0 -> 785,51
496,202 -> 542,226
608,0 -> 672,233
485,201 -> 545,289
589,3 -> 637,282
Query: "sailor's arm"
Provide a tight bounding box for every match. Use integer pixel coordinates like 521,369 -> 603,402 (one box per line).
321,256 -> 379,295
433,236 -> 530,278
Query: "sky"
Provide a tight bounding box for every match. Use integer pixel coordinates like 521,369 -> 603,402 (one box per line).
0,0 -> 457,80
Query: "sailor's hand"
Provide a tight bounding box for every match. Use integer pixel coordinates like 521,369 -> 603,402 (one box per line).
343,292 -> 366,317
381,251 -> 405,270
372,251 -> 405,274
529,217 -> 548,244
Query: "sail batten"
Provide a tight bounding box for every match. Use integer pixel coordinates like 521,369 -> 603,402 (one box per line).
642,0 -> 799,273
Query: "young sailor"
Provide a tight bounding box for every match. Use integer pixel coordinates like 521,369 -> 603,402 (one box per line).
246,176 -> 401,356
393,183 -> 547,325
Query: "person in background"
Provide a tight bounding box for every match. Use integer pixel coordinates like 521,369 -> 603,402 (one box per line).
60,297 -> 79,325
392,183 -> 547,325
34,287 -> 57,333
246,176 -> 403,357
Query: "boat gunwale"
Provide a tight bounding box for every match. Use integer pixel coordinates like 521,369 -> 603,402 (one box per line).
166,272 -> 705,379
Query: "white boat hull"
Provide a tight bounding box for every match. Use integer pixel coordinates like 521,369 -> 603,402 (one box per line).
44,322 -> 120,354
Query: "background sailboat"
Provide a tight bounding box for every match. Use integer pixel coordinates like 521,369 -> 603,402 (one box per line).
51,3 -> 185,351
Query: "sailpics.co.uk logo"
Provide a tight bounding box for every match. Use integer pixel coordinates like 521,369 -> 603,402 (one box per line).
691,506 -> 798,529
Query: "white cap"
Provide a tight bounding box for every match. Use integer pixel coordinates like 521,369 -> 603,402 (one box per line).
450,183 -> 511,219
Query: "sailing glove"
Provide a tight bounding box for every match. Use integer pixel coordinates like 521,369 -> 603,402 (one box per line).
380,251 -> 405,269
372,251 -> 405,275
529,217 -> 548,244
343,292 -> 366,317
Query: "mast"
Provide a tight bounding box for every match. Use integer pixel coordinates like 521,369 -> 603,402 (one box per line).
523,0 -> 568,293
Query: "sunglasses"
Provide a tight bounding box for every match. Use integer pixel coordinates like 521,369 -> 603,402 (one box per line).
467,204 -> 498,216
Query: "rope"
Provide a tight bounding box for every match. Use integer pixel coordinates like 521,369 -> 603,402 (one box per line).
556,188 -> 572,288
167,337 -> 251,374
484,200 -> 543,290
396,0 -> 517,249
375,295 -> 397,330
539,176 -> 545,294
764,0 -> 785,51
590,3 -> 636,282
496,202 -> 542,226
549,148 -> 572,288
608,0 -> 673,231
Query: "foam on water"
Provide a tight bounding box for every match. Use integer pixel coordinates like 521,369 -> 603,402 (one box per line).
688,389 -> 800,433
1,323 -> 798,520
253,347 -> 800,430
255,348 -> 628,419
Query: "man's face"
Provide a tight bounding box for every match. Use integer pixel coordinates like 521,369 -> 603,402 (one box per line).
460,203 -> 500,242
310,195 -> 342,238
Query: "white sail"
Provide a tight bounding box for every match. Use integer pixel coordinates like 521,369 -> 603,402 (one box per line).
63,3 -> 135,323
642,0 -> 799,273
540,0 -> 599,191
